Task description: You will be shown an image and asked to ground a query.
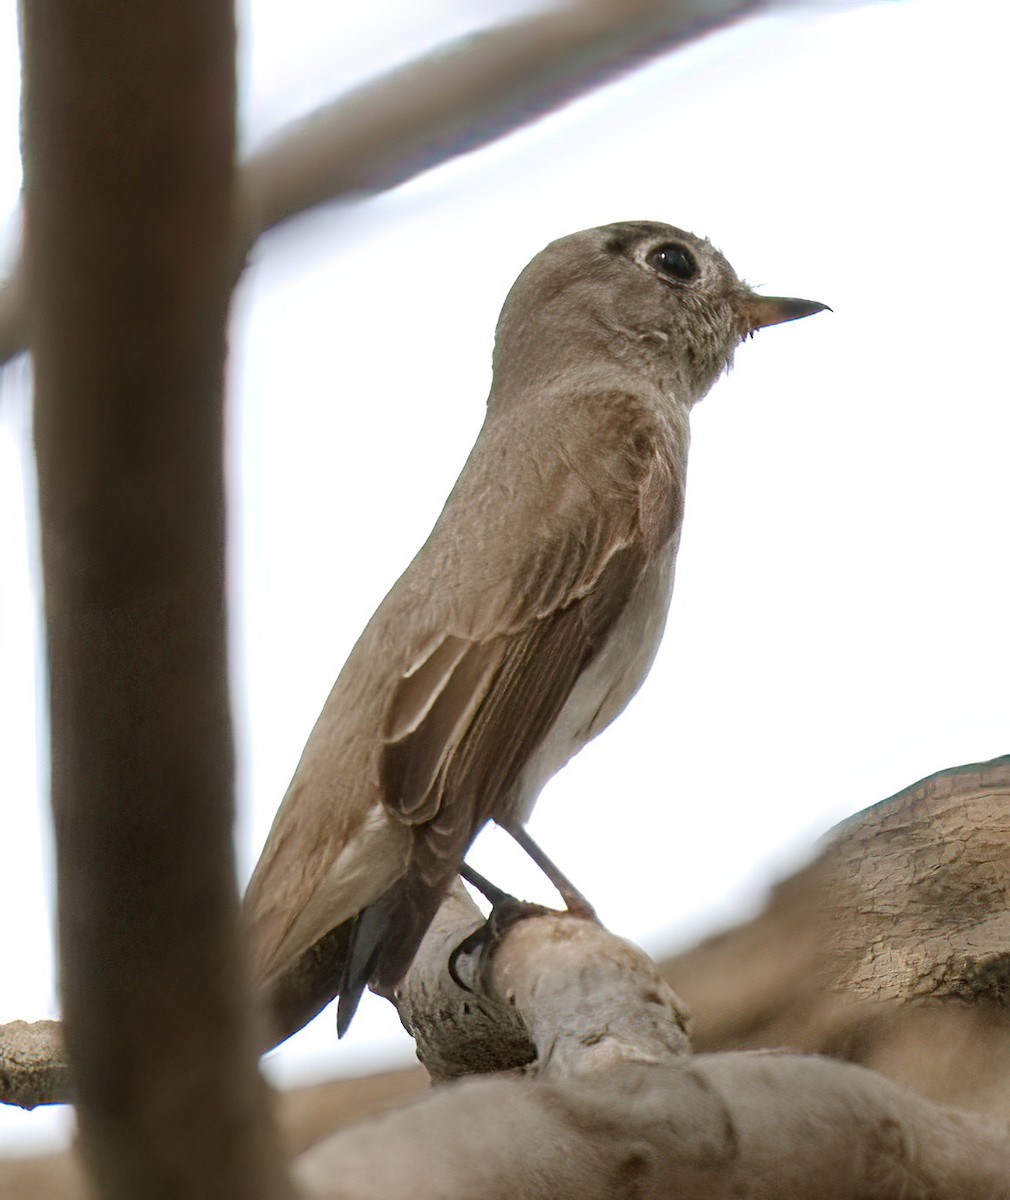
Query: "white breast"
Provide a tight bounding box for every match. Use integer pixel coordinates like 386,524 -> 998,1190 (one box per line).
506,535 -> 679,825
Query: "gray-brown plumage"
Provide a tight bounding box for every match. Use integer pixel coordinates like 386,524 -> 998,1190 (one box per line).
244,221 -> 827,1036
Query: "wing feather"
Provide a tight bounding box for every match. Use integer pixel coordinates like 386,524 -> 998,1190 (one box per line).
380,636 -> 506,822
378,389 -> 686,854
246,386 -> 687,992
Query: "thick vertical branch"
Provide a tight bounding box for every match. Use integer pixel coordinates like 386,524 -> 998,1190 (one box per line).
21,3 -> 287,1197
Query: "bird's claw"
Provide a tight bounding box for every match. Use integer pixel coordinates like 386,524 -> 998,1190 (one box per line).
448,895 -> 553,993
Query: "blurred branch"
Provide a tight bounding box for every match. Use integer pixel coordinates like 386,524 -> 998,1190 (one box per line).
21,0 -> 289,1195
239,0 -> 760,235
0,259 -> 25,364
289,893 -> 1010,1200
664,755 -> 1010,1066
296,1053 -> 1010,1200
0,1065 -> 431,1200
1,0 -> 761,366
0,1021 -> 70,1109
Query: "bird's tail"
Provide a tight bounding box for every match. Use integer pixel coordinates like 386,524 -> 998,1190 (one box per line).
336,873 -> 449,1036
334,890 -> 400,1037
260,873 -> 449,1046
257,919 -> 353,1051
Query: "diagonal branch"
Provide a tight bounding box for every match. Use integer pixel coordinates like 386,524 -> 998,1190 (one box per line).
1,0 -> 760,367
239,0 -> 760,236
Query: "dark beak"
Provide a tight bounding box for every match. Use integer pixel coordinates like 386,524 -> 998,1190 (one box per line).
743,294 -> 831,332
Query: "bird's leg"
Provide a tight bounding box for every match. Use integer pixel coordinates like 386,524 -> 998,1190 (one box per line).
450,844 -> 596,991
501,823 -> 597,920
459,862 -> 513,909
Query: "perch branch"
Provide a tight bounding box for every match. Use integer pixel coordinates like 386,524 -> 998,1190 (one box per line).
394,884 -> 690,1082
297,897 -> 1010,1200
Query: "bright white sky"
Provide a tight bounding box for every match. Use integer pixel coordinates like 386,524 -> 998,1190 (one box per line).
1,0 -> 1008,1157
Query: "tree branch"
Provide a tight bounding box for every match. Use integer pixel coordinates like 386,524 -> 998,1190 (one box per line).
296,896 -> 1010,1200
5,759 -> 1010,1196
394,886 -> 690,1082
0,1021 -> 69,1109
0,256 -> 25,365
295,1056 -> 1010,1200
239,0 -> 759,237
21,0 -> 289,1194
664,755 -> 1010,1063
1,0 -> 761,366
6,757 -> 1010,1110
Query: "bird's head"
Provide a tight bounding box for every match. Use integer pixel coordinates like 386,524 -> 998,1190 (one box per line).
491,220 -> 828,407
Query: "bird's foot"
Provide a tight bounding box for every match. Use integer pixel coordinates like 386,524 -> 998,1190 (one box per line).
450,865 -> 553,993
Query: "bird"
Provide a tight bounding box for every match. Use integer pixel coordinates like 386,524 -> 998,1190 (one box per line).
243,220 -> 828,1039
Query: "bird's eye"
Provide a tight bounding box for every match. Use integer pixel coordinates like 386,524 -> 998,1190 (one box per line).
646,242 -> 699,283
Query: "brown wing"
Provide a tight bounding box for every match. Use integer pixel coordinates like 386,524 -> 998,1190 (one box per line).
374,391 -> 686,943
364,544 -> 648,996
248,388 -> 686,999
380,546 -> 644,843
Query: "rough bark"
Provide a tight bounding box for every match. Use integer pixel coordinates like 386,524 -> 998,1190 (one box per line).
296,1054 -> 1010,1200
4,758 -> 1010,1195
287,819 -> 1009,1199
394,887 -> 690,1082
664,755 -> 1010,1118
0,1022 -> 68,1110
20,0 -> 288,1195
